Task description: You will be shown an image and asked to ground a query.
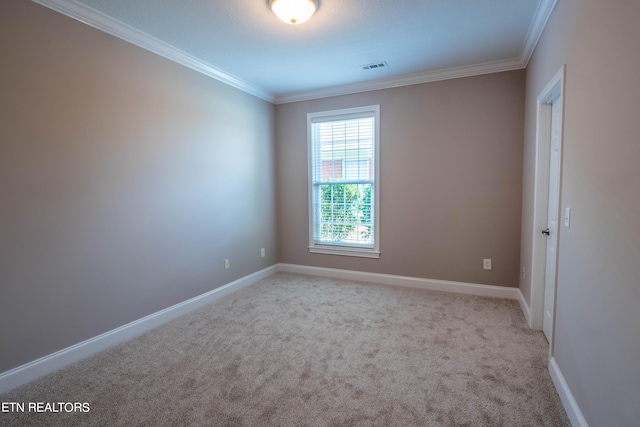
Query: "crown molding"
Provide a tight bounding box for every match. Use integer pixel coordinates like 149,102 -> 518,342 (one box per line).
30,0 -> 277,103
274,58 -> 525,104
275,0 -> 557,104
520,0 -> 558,66
31,0 -> 556,105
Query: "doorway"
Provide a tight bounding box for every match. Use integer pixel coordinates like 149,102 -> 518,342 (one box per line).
530,65 -> 565,351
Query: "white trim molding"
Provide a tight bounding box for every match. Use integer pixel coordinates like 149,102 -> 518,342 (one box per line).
0,263 -> 531,395
0,265 -> 278,394
308,246 -> 381,259
30,0 -> 276,103
530,65 -> 566,338
520,0 -> 559,66
549,357 -> 590,427
276,58 -> 524,104
517,288 -> 532,327
31,0 -> 557,105
307,105 -> 381,258
278,264 -> 520,300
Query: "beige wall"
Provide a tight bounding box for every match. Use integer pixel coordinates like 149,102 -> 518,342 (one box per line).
12,3 -> 638,423
521,0 -> 640,425
276,71 -> 525,287
0,0 -> 276,373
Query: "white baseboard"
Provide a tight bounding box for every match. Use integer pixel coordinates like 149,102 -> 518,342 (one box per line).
549,357 -> 589,427
517,288 -> 532,327
0,265 -> 278,394
278,264 -> 519,300
0,264 -> 525,395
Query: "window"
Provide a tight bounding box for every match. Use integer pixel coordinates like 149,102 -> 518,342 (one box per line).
308,105 -> 380,258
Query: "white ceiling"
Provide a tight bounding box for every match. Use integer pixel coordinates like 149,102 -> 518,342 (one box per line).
33,0 -> 557,104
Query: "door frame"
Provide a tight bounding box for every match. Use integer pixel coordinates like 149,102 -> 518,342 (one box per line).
530,65 -> 566,354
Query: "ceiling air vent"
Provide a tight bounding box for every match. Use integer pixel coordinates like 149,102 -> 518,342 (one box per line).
361,61 -> 388,70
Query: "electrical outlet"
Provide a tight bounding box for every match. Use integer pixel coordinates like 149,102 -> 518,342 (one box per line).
483,259 -> 492,270
224,259 -> 230,270
261,248 -> 265,258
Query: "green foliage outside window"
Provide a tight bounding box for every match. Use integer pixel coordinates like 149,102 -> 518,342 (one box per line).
319,183 -> 372,244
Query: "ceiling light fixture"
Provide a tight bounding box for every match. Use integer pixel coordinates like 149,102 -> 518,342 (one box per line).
270,0 -> 317,25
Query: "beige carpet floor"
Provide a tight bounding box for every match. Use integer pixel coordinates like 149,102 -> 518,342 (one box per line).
0,273 -> 570,426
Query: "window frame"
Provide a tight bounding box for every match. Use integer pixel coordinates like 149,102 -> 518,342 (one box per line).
307,105 -> 380,258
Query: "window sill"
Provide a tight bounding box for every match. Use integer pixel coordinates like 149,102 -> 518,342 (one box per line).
309,245 -> 380,259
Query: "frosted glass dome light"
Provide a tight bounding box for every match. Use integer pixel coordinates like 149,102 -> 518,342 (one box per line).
270,0 -> 318,25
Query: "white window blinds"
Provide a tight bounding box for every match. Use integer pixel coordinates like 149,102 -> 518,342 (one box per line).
308,106 -> 380,258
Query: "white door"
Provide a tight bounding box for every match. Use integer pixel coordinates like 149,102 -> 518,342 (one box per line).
543,96 -> 562,342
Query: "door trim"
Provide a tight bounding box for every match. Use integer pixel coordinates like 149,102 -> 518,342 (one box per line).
530,65 -> 565,355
